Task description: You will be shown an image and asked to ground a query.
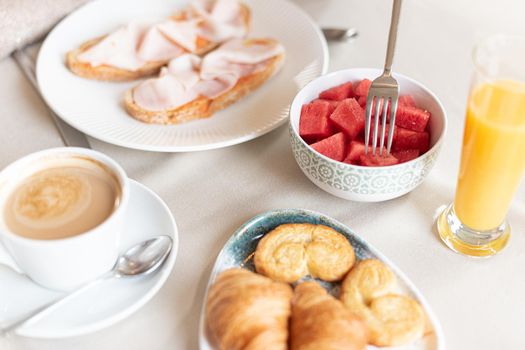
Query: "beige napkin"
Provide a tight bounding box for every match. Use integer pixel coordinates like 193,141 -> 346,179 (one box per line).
0,0 -> 90,59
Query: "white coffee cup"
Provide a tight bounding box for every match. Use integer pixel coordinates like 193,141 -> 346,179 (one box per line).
0,147 -> 129,291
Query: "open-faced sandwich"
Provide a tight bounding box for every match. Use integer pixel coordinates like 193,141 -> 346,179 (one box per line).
124,37 -> 285,124
66,0 -> 251,81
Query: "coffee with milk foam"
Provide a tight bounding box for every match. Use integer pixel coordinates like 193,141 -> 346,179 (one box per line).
2,157 -> 120,240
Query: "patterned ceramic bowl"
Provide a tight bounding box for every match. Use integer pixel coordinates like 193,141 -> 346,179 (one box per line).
289,68 -> 447,202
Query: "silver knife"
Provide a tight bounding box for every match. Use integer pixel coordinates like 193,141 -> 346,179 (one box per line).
13,48 -> 91,149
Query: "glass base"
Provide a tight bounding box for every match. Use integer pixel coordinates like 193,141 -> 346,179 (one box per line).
437,204 -> 510,257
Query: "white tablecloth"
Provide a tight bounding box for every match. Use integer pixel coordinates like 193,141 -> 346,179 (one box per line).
1,0 -> 525,349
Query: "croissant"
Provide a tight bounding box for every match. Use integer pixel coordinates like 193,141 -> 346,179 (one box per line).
290,281 -> 368,350
205,268 -> 293,350
340,259 -> 425,347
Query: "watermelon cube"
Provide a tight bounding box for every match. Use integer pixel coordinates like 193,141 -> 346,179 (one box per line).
398,95 -> 417,108
319,82 -> 354,101
329,98 -> 365,140
392,149 -> 420,163
359,153 -> 399,167
343,141 -> 370,164
393,127 -> 430,153
354,79 -> 372,97
310,132 -> 347,161
395,105 -> 430,132
313,99 -> 340,114
358,96 -> 367,107
354,133 -> 365,143
300,100 -> 335,142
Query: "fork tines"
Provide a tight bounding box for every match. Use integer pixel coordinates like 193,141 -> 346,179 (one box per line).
364,90 -> 399,156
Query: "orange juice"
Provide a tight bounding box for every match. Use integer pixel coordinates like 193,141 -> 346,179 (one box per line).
454,80 -> 525,230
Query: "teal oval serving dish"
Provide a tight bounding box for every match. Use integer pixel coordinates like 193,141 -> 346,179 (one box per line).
199,208 -> 444,350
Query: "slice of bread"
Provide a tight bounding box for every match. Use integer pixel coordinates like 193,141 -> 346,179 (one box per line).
123,51 -> 285,124
66,37 -> 171,81
66,3 -> 250,81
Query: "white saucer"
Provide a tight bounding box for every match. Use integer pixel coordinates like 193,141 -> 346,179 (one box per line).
0,180 -> 178,339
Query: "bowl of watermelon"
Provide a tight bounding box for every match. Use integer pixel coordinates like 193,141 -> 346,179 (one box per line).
289,68 -> 446,202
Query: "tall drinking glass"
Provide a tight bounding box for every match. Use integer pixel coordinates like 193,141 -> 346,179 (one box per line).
438,35 -> 525,257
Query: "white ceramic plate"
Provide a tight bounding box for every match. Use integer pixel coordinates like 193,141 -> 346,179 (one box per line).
199,209 -> 445,350
37,0 -> 328,152
0,180 -> 178,338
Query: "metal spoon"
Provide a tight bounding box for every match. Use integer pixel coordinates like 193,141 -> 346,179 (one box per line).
322,27 -> 359,42
1,235 -> 173,335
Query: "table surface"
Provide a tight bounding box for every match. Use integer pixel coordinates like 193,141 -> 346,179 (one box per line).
1,0 -> 525,349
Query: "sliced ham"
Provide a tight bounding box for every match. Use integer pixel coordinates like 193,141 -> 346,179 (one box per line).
197,39 -> 284,98
196,74 -> 238,98
203,38 -> 285,65
77,23 -> 146,71
156,20 -> 200,52
137,26 -> 185,62
193,0 -> 247,41
77,0 -> 246,71
132,38 -> 284,110
163,54 -> 202,89
133,60 -> 201,111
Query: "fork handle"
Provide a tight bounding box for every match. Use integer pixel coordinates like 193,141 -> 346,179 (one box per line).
383,0 -> 402,76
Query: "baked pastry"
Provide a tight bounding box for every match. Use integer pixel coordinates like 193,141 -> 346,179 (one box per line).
254,223 -> 355,283
124,37 -> 285,124
340,259 -> 425,347
290,281 -> 368,350
205,268 -> 293,350
66,0 -> 251,81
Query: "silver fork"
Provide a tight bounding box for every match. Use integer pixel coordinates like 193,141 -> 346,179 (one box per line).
364,0 -> 402,156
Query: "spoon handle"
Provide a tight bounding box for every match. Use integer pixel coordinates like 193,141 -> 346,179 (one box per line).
321,27 -> 359,42
1,272 -> 111,335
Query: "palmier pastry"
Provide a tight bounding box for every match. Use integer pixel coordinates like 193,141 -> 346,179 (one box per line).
254,223 -> 355,283
290,281 -> 368,350
205,268 -> 293,350
340,259 -> 425,347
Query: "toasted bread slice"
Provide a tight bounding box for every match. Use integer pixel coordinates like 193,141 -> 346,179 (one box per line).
66,3 -> 250,81
66,37 -> 170,81
124,52 -> 284,125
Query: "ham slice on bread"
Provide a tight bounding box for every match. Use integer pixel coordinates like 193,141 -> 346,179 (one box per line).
124,38 -> 285,124
66,0 -> 250,81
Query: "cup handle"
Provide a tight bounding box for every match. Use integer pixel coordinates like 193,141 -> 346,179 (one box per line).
0,240 -> 23,274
